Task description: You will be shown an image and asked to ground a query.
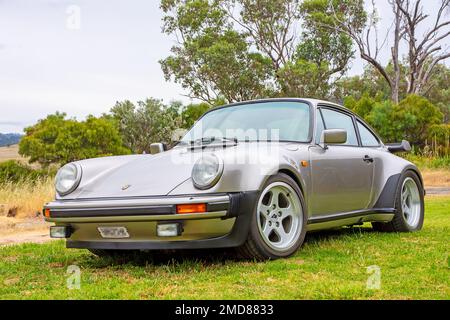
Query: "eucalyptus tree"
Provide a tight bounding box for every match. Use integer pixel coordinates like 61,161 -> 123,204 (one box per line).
312,0 -> 450,103
159,0 -> 355,103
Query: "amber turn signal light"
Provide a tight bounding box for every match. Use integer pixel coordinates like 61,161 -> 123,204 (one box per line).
176,203 -> 207,214
44,208 -> 51,218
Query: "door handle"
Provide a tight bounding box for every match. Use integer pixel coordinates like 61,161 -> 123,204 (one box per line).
363,155 -> 374,163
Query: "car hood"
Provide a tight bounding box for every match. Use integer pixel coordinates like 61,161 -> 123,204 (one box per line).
59,150 -> 195,199
58,142 -> 307,200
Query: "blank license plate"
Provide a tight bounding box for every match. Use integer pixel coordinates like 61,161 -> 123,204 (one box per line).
97,227 -> 130,239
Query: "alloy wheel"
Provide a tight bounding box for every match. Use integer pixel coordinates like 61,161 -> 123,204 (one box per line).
256,182 -> 303,251
401,177 -> 421,228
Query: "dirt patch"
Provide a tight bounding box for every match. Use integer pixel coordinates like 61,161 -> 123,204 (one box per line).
0,215 -> 49,232
0,229 -> 55,246
0,215 -> 53,246
0,144 -> 22,162
3,277 -> 21,286
422,169 -> 450,188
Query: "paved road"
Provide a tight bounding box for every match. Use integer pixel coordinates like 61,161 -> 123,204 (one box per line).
425,187 -> 450,195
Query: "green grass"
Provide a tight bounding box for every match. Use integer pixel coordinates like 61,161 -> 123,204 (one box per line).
1,197 -> 449,300
401,153 -> 450,169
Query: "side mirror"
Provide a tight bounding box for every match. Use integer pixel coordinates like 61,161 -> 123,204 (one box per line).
150,143 -> 166,154
386,140 -> 411,153
320,129 -> 347,148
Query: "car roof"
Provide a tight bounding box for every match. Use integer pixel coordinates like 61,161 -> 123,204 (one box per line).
210,98 -> 352,114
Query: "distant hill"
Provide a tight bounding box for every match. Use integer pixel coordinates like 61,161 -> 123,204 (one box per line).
0,133 -> 22,147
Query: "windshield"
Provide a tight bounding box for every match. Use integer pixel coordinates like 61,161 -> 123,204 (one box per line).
180,101 -> 311,144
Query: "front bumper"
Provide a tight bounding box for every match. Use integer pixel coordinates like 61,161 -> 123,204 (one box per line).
44,191 -> 258,250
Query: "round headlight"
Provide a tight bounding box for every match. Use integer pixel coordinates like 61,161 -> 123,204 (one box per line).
55,163 -> 82,196
191,154 -> 223,189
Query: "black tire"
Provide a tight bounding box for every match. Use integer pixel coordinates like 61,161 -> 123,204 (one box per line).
372,170 -> 424,232
236,173 -> 307,260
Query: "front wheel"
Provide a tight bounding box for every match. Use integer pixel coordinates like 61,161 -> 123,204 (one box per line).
237,173 -> 307,260
372,170 -> 424,232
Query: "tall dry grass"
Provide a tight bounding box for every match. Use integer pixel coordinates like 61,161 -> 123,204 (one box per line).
0,177 -> 55,219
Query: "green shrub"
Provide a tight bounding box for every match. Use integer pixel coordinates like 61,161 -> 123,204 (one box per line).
394,95 -> 443,146
19,113 -> 131,167
365,100 -> 397,142
345,95 -> 444,147
181,102 -> 211,129
0,160 -> 52,184
110,99 -> 182,153
344,94 -> 377,119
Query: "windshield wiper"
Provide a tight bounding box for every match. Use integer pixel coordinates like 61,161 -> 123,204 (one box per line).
175,136 -> 238,148
177,136 -> 237,147
196,136 -> 237,144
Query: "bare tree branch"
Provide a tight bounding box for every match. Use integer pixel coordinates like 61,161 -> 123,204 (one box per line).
397,0 -> 450,95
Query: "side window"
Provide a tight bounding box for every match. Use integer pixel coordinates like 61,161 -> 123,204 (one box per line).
321,108 -> 358,146
357,120 -> 380,147
315,110 -> 325,143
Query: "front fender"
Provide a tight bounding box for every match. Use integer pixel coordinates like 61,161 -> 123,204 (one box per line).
168,145 -> 309,195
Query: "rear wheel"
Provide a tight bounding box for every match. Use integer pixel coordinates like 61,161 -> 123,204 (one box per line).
237,173 -> 307,260
372,170 -> 424,232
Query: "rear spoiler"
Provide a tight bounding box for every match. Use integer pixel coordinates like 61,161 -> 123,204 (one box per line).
386,140 -> 411,153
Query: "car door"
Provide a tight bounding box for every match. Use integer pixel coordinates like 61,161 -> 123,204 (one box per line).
309,106 -> 374,216
355,118 -> 384,206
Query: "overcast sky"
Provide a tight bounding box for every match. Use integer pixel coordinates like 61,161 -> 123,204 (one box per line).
0,0 -> 448,133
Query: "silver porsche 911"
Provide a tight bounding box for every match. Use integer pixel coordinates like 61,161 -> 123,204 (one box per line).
44,98 -> 425,259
